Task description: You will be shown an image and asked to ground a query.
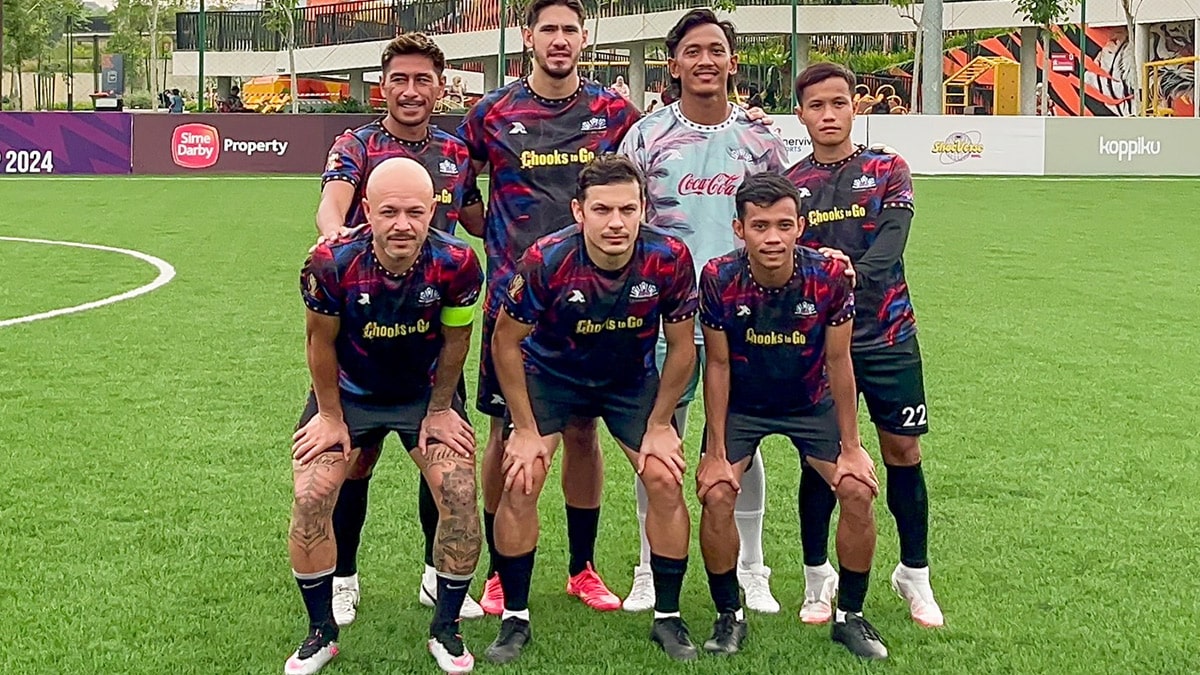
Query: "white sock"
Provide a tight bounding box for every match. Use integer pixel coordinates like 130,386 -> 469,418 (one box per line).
805,562 -> 836,585
334,572 -> 359,585
735,608 -> 745,621
734,456 -> 767,569
502,608 -> 530,622
654,611 -> 681,620
635,476 -> 651,567
835,609 -> 861,623
422,564 -> 436,581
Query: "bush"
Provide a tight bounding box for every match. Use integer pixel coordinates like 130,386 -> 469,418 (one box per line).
51,100 -> 96,110
123,92 -> 156,110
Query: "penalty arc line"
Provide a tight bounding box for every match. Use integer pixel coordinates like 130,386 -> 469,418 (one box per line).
0,236 -> 177,328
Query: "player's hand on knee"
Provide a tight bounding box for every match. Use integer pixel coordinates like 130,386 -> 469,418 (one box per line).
501,428 -> 546,495
292,412 -> 352,464
832,443 -> 879,496
695,452 -> 740,502
638,423 -> 686,485
419,408 -> 476,458
817,247 -> 857,285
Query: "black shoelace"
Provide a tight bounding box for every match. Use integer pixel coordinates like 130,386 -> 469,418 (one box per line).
298,628 -> 333,659
712,613 -> 739,640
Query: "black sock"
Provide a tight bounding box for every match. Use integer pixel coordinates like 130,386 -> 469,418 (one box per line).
495,548 -> 536,612
706,568 -> 741,615
565,505 -> 600,576
799,461 -> 837,567
483,511 -> 498,577
332,476 -> 371,577
295,573 -> 337,632
887,463 -> 929,568
431,574 -> 472,634
650,553 -> 687,614
419,476 -> 438,568
837,567 -> 870,614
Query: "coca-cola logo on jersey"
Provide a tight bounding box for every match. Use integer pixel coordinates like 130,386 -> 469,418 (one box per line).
678,173 -> 740,196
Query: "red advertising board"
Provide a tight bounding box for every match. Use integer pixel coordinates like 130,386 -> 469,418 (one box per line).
131,114 -> 463,174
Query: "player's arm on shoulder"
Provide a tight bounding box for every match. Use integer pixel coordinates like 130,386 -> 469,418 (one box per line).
316,181 -> 356,239
317,133 -> 365,238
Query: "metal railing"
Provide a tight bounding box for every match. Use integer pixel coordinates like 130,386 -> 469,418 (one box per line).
176,0 -> 944,52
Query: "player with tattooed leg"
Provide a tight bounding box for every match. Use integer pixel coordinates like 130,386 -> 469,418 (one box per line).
286,157 -> 484,675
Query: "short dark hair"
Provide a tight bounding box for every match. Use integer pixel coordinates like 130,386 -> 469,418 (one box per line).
525,0 -> 586,28
576,154 -> 646,202
665,10 -> 737,94
794,62 -> 856,105
381,33 -> 446,75
665,9 -> 736,57
735,173 -> 801,221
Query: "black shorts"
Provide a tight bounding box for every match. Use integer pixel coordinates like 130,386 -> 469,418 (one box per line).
852,335 -> 929,436
524,372 -> 658,451
476,309 -> 507,419
705,400 -> 842,465
297,390 -> 467,454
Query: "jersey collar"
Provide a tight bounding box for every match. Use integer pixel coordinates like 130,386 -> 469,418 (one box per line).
810,144 -> 865,169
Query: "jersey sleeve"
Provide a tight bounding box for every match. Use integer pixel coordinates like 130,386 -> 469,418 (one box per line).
502,248 -> 549,325
698,262 -> 726,331
457,100 -> 490,163
826,260 -> 855,327
882,155 -> 915,211
764,133 -> 791,173
440,247 -> 484,327
301,245 -> 344,315
617,120 -> 647,172
321,131 -> 366,187
661,244 -> 699,323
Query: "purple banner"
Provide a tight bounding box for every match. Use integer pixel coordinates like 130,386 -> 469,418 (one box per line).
0,112 -> 133,175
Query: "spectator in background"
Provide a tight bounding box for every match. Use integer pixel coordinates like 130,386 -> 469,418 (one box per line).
158,90 -> 172,110
611,75 -> 631,99
447,76 -> 466,106
645,99 -> 659,113
169,89 -> 185,113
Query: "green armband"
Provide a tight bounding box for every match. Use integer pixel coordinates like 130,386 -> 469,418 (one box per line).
440,303 -> 477,327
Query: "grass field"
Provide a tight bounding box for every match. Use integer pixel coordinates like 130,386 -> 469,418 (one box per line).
1,176 -> 1198,674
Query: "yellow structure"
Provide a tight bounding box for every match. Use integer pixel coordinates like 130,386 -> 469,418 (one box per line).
1142,55 -> 1198,117
943,56 -> 1020,115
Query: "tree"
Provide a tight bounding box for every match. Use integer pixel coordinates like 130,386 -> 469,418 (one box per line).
891,0 -> 921,111
1118,0 -> 1144,114
1014,0 -> 1081,115
262,0 -> 299,113
108,0 -> 186,96
1,0 -> 86,108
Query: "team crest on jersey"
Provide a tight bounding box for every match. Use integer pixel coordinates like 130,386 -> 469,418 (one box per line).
581,117 -> 608,132
728,147 -> 755,162
507,274 -> 525,302
418,287 -> 441,306
795,300 -> 817,317
629,281 -> 658,300
438,159 -> 459,175
851,175 -> 877,191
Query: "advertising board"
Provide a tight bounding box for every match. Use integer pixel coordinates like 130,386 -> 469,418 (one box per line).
866,115 -> 1046,175
0,112 -> 133,175
1043,118 -> 1200,176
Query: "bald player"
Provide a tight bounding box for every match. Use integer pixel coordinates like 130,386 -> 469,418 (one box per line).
286,157 -> 485,675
